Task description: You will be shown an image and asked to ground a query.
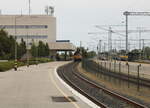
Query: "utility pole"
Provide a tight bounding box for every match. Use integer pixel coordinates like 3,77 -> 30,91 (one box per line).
123,11 -> 150,57
98,40 -> 102,58
36,33 -> 38,65
108,27 -> 112,60
14,16 -> 23,70
142,39 -> 145,59
137,27 -> 142,60
80,41 -> 82,49
80,41 -> 82,55
29,0 -> 31,15
139,30 -> 142,50
123,11 -> 129,55
26,26 -> 29,67
15,17 -> 17,63
104,42 -> 106,53
27,0 -> 31,67
103,42 -> 106,58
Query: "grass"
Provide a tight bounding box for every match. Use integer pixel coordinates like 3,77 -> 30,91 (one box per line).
77,63 -> 150,105
0,58 -> 53,72
0,61 -> 16,72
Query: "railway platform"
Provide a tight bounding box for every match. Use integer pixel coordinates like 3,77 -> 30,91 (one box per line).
0,62 -> 93,108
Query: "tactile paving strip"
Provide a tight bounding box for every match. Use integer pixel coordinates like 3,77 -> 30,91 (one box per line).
51,96 -> 77,102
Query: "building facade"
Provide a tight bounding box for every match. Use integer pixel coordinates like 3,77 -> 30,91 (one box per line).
0,15 -> 56,48
0,15 -> 76,59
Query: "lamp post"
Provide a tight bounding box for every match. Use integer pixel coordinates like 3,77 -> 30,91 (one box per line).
14,17 -> 17,62
26,25 -> 30,67
14,15 -> 22,70
36,33 -> 38,65
26,16 -> 39,67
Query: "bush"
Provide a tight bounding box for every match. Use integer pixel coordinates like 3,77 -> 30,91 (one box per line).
0,61 -> 14,72
0,58 -> 52,72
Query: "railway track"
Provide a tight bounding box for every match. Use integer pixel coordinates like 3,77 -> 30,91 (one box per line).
57,62 -> 148,108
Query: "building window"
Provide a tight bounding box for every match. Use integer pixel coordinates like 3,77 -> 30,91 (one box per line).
0,25 -> 48,29
16,35 -> 48,39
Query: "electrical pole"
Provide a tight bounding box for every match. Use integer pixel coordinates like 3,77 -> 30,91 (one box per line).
123,11 -> 129,55
108,27 -> 112,60
104,42 -> 106,58
26,26 -> 29,67
80,41 -> 82,49
80,41 -> 82,55
27,0 -> 31,67
29,0 -> 31,15
98,40 -> 102,58
104,42 -> 106,53
139,31 -> 141,50
15,17 -> 17,62
138,28 -> 142,60
14,16 -> 23,70
14,16 -> 18,71
142,39 -> 145,59
123,11 -> 150,59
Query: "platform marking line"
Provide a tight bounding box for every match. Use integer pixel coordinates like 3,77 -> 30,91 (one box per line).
50,69 -> 80,108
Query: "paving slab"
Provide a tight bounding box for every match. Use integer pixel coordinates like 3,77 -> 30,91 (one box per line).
0,62 -> 93,108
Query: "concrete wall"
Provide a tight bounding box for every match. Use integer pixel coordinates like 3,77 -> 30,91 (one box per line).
0,15 -> 56,46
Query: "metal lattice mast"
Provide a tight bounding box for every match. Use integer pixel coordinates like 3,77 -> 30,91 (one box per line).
123,11 -> 150,55
29,0 -> 31,15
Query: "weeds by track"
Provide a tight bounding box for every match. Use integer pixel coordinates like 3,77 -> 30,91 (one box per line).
83,60 -> 150,88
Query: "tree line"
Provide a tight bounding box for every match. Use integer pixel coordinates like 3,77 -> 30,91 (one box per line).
0,29 -> 50,60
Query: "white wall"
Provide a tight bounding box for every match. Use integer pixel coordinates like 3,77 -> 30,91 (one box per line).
0,15 -> 56,45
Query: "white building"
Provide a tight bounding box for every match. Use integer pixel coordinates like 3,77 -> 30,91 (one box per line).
0,15 -> 76,59
0,15 -> 56,47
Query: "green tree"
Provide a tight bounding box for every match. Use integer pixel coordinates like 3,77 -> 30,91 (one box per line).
30,42 -> 37,57
76,47 -> 88,58
118,50 -> 126,55
45,43 -> 49,56
87,51 -> 96,58
9,36 -> 16,59
143,47 -> 150,59
0,29 -> 16,59
38,41 -> 46,57
131,49 -> 140,53
17,38 -> 26,59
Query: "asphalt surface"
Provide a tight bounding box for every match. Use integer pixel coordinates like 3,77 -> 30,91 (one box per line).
0,62 -> 91,108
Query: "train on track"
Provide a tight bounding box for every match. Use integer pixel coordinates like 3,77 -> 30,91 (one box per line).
73,50 -> 82,62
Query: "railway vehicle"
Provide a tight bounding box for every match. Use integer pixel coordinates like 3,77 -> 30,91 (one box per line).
119,55 -> 128,61
73,50 -> 82,62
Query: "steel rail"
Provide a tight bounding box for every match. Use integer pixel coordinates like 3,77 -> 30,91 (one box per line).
72,64 -> 147,108
59,62 -> 147,108
60,64 -> 107,108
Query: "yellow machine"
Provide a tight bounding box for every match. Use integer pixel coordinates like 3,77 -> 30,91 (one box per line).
73,54 -> 82,61
119,55 -> 128,61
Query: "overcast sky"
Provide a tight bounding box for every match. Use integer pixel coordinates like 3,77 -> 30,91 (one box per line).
0,0 -> 150,50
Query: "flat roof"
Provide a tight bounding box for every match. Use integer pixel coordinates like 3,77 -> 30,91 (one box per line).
49,42 -> 76,51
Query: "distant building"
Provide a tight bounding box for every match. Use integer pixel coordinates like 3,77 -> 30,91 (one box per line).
49,40 -> 76,59
0,15 -> 76,59
0,15 -> 56,48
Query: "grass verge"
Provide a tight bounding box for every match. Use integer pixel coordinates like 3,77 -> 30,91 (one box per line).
0,58 -> 52,72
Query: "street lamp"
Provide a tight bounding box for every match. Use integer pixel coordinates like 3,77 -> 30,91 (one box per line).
25,16 -> 40,67
14,15 -> 23,70
26,25 -> 30,67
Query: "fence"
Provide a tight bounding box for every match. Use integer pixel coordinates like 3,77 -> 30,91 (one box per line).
82,59 -> 150,91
